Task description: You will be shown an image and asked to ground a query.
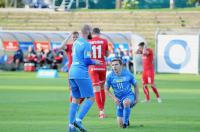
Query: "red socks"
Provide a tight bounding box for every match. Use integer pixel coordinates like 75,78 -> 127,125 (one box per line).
95,92 -> 103,110
94,89 -> 106,110
143,86 -> 160,100
151,86 -> 160,98
100,89 -> 106,109
143,86 -> 150,101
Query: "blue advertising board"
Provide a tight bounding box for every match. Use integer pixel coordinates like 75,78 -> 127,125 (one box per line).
19,42 -> 34,52
51,42 -> 62,49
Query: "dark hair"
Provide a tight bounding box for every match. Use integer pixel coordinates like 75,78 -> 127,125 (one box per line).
138,42 -> 145,47
72,31 -> 79,35
92,27 -> 100,34
111,58 -> 122,65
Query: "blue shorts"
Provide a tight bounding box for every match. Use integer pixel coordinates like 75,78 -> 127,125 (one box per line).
69,79 -> 94,98
116,94 -> 135,117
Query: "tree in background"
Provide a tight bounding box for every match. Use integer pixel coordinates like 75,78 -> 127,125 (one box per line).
116,0 -> 122,8
0,0 -> 24,8
187,0 -> 200,6
122,0 -> 139,9
0,0 -> 4,7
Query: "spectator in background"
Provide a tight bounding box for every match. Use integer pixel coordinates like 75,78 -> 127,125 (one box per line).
37,47 -> 45,68
44,49 -> 54,68
29,0 -> 49,8
13,48 -> 24,70
122,50 -> 133,73
25,46 -> 37,67
52,48 -> 64,69
115,47 -> 124,60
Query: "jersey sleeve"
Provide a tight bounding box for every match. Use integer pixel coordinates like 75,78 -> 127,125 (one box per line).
84,42 -> 92,59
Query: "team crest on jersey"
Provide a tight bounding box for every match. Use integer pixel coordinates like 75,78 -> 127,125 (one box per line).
114,77 -> 127,83
116,79 -> 123,83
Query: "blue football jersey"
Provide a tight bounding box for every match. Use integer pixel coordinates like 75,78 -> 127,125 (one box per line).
69,37 -> 92,79
105,68 -> 137,100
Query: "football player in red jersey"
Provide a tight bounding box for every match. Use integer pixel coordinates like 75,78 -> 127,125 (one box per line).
61,31 -> 85,104
136,42 -> 161,103
89,28 -> 109,118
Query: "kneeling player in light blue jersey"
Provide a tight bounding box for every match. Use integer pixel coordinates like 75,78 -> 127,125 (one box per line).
105,58 -> 139,128
68,24 -> 102,132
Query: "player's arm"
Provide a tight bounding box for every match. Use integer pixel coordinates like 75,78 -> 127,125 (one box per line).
105,75 -> 120,106
84,58 -> 102,65
136,48 -> 143,54
60,35 -> 71,49
130,74 -> 139,104
105,86 -> 120,106
143,47 -> 151,56
133,83 -> 139,105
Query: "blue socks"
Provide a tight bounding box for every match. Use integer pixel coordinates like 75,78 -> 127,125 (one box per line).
69,103 -> 79,124
77,99 -> 94,120
123,106 -> 131,125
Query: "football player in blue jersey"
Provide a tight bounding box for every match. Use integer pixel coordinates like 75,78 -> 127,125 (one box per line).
105,58 -> 139,128
68,24 -> 102,132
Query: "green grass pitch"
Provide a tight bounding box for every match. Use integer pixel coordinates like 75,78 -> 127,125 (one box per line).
0,71 -> 200,132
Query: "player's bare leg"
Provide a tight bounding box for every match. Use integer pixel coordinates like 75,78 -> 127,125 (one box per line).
117,117 -> 123,128
150,84 -> 162,103
141,84 -> 150,103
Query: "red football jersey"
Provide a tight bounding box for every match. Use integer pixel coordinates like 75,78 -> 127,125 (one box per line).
142,48 -> 154,71
89,36 -> 108,64
65,44 -> 73,69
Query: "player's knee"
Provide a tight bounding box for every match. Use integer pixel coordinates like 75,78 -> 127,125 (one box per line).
87,97 -> 95,102
123,99 -> 131,107
93,85 -> 101,92
71,98 -> 80,104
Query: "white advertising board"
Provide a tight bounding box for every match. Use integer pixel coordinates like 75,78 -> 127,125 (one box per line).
157,35 -> 199,74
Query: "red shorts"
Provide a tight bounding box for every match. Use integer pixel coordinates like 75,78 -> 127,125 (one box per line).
142,70 -> 154,85
89,65 -> 106,86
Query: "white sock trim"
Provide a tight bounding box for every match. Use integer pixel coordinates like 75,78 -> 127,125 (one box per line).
76,118 -> 82,122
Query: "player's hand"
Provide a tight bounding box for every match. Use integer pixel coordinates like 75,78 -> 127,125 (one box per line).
95,60 -> 103,65
114,98 -> 120,106
136,49 -> 142,54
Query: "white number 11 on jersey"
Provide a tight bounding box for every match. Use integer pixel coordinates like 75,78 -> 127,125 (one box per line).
92,45 -> 102,58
